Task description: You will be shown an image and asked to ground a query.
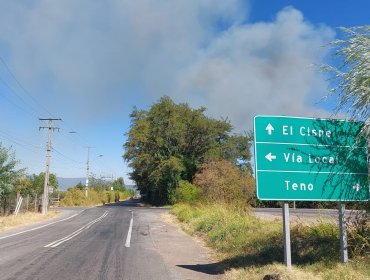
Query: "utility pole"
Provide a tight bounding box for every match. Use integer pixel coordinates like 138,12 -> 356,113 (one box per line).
39,118 -> 62,215
85,146 -> 94,197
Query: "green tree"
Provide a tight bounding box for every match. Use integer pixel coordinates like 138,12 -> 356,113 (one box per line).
74,181 -> 85,190
30,172 -> 58,195
124,96 -> 252,205
14,177 -> 32,198
0,144 -> 25,213
111,177 -> 126,191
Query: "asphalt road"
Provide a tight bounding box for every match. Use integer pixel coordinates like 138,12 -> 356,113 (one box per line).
0,200 -> 218,280
3,201 -> 360,280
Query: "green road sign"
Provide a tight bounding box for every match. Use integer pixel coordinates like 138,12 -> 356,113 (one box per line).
254,116 -> 369,201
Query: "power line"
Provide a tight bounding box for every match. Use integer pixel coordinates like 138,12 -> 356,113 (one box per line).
52,147 -> 83,164
0,129 -> 42,152
0,76 -> 40,118
0,57 -> 113,181
0,56 -> 54,117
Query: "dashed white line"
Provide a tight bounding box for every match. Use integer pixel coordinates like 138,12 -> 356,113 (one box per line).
125,211 -> 134,248
0,210 -> 84,241
44,211 -> 109,248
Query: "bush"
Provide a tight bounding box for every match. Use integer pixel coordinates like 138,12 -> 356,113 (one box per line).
347,211 -> 370,257
193,160 -> 255,205
60,189 -> 132,207
60,188 -> 86,206
177,180 -> 200,203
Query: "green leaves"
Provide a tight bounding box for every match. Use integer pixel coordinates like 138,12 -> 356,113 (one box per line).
0,144 -> 25,198
324,26 -> 370,135
30,172 -> 58,195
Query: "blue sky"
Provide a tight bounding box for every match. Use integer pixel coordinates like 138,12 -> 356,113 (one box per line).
0,1 -> 367,185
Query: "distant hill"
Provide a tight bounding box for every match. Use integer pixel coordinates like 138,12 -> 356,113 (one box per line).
57,178 -> 85,191
125,185 -> 137,190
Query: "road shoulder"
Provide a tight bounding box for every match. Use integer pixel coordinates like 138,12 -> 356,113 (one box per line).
147,210 -> 223,280
0,207 -> 86,238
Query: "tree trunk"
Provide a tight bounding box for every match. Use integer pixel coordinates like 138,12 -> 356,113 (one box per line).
34,193 -> 38,212
3,196 -> 7,215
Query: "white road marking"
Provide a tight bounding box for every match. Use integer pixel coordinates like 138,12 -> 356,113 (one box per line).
44,211 -> 109,248
125,211 -> 134,248
0,210 -> 84,241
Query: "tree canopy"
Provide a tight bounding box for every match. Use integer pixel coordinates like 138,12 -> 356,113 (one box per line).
29,172 -> 58,195
0,144 -> 25,199
123,96 -> 252,205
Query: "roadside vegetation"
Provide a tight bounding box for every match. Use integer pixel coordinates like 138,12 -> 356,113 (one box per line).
60,189 -> 132,207
60,177 -> 133,207
0,211 -> 59,232
0,143 -> 132,221
123,96 -> 252,206
172,203 -> 370,280
0,144 -> 59,215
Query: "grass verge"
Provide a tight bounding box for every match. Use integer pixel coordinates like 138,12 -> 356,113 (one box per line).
171,203 -> 370,280
0,211 -> 59,232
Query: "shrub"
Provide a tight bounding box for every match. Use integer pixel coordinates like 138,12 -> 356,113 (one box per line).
60,188 -> 86,206
60,189 -> 132,207
347,211 -> 370,257
193,160 -> 255,205
177,180 -> 200,203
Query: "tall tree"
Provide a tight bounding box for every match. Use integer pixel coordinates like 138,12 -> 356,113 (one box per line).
112,177 -> 126,191
0,144 -> 25,212
124,96 -> 252,205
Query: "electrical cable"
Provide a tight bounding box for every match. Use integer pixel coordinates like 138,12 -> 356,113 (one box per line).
0,56 -> 54,117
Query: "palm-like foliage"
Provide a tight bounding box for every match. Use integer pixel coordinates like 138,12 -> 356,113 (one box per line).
324,26 -> 370,136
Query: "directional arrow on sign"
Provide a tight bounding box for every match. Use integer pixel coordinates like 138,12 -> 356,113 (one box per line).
265,123 -> 274,135
265,152 -> 276,162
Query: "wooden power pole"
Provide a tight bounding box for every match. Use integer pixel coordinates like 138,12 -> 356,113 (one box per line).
39,118 -> 62,215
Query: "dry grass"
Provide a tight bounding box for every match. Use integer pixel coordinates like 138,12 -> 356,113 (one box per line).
171,203 -> 370,280
224,262 -> 370,280
0,211 -> 59,232
224,264 -> 321,280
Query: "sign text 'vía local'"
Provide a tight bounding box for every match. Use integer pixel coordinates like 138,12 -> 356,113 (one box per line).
254,116 -> 369,201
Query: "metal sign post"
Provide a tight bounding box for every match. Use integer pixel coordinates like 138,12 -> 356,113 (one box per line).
339,202 -> 348,263
283,202 -> 292,271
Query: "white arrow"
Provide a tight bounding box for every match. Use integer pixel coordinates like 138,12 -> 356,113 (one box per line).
265,153 -> 276,162
265,123 -> 274,135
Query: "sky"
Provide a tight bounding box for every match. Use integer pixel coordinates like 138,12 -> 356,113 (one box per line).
0,0 -> 368,185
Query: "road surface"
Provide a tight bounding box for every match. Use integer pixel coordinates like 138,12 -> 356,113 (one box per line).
0,200 -> 221,280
